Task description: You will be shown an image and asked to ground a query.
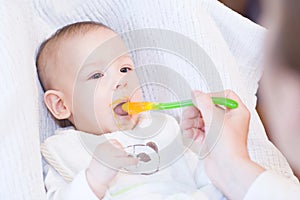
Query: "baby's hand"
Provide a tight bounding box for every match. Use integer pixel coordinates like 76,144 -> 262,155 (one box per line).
180,106 -> 205,151
86,139 -> 138,199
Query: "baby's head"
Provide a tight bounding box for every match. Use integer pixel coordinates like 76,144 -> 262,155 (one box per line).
36,21 -> 141,135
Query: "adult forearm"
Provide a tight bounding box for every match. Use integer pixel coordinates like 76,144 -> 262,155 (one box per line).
208,158 -> 265,200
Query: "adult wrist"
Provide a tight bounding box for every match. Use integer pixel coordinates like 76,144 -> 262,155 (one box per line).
212,157 -> 265,200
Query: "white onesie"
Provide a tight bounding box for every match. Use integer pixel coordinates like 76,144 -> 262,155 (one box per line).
41,112 -> 223,200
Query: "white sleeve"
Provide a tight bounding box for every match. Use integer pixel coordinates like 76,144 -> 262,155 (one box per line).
44,165 -> 100,200
244,171 -> 300,200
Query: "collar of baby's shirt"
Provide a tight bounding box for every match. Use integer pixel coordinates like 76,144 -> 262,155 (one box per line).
52,125 -> 142,148
54,126 -> 75,135
52,112 -> 152,134
51,112 -> 177,148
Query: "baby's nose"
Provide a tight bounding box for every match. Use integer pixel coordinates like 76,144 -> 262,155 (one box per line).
115,82 -> 128,90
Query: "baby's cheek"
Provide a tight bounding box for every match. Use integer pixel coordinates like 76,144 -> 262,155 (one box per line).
130,88 -> 142,102
131,114 -> 140,125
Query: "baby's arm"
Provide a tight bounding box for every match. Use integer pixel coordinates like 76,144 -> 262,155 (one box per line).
86,139 -> 138,198
44,139 -> 138,199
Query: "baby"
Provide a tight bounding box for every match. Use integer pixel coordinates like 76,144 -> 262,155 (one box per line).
37,21 -> 221,199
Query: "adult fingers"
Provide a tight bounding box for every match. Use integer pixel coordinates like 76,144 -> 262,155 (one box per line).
210,90 -> 250,125
182,106 -> 202,119
210,90 -> 247,111
180,117 -> 204,130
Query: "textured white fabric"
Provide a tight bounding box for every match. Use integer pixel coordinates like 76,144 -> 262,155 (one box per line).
1,0 -> 297,199
0,1 -> 49,200
201,0 -> 266,110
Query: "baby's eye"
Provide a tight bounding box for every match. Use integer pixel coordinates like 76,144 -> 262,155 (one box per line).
89,72 -> 104,80
120,66 -> 132,73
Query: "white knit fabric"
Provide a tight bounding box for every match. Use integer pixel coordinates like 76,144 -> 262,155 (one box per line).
0,1 -> 49,200
200,0 -> 266,108
0,0 -> 297,199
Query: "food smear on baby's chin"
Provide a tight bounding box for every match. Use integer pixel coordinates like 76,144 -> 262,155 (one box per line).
110,98 -> 130,115
110,98 -> 130,129
112,106 -> 122,129
110,99 -> 124,107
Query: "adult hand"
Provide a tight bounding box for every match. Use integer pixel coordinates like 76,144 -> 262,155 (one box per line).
181,90 -> 265,200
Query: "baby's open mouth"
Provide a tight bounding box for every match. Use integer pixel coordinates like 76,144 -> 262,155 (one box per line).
114,102 -> 129,116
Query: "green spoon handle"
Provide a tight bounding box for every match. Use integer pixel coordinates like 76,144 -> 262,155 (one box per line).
157,97 -> 238,110
211,97 -> 238,109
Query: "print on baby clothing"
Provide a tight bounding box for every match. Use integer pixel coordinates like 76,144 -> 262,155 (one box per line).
76,112 -> 185,175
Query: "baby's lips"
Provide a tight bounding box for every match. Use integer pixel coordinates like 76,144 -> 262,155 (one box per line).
113,102 -> 128,116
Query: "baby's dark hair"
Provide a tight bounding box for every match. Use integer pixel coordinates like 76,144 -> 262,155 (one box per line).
36,21 -> 111,91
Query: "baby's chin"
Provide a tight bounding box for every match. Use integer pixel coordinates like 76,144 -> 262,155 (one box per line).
88,114 -> 140,135
112,114 -> 140,132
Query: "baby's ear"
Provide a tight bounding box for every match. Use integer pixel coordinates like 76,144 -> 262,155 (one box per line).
44,90 -> 71,120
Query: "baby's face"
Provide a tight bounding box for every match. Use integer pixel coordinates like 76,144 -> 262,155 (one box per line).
53,28 -> 141,134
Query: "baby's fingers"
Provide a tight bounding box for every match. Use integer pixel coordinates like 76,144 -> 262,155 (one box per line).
94,139 -> 125,157
117,156 -> 139,168
93,140 -> 130,168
